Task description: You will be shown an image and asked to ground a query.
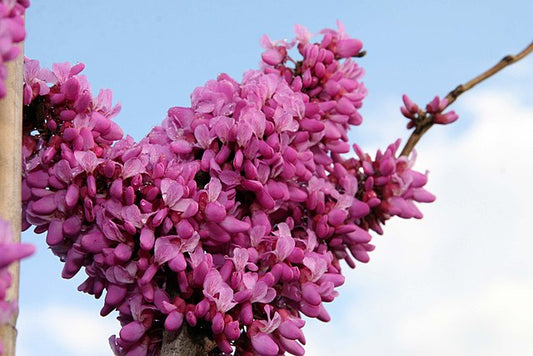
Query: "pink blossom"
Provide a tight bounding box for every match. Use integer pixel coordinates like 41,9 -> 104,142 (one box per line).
20,22 -> 441,356
203,269 -> 237,313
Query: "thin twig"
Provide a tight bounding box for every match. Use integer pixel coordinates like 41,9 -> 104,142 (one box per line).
400,40 -> 533,157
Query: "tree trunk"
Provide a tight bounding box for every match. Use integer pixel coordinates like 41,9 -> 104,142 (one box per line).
0,45 -> 23,356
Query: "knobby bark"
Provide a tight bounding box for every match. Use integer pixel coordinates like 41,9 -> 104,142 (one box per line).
161,325 -> 216,356
0,46 -> 24,355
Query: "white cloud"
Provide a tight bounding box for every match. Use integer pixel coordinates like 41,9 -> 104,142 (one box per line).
305,82 -> 533,355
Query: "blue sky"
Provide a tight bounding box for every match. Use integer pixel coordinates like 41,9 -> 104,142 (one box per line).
17,1 -> 533,355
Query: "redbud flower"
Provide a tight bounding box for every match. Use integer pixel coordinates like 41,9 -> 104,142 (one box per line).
20,22 -> 439,356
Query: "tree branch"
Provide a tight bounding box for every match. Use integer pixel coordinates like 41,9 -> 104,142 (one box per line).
161,325 -> 217,356
400,40 -> 533,157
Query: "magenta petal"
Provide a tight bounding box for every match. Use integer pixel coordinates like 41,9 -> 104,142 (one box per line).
79,127 -> 95,150
46,219 -> 64,245
205,202 -> 226,223
379,157 -> 396,176
300,118 -> 325,132
168,253 -> 187,272
426,96 -> 441,112
81,230 -> 108,253
164,311 -> 184,331
336,38 -> 363,57
224,320 -> 241,340
317,303 -> 331,322
62,215 -> 82,237
301,282 -> 321,306
119,321 -> 145,343
31,195 -> 57,215
278,320 -> 304,341
140,227 -> 155,251
327,208 -> 347,226
109,179 -> 123,200
26,170 -> 49,188
59,109 -> 77,121
251,332 -> 279,356
434,110 -> 459,124
402,94 -> 418,113
241,179 -> 263,192
300,301 -> 321,318
154,236 -> 179,265
101,121 -> 123,141
351,244 -> 370,263
212,312 -> 225,335
87,174 -> 97,197
239,302 -> 253,325
91,112 -> 111,133
0,243 -> 35,269
261,48 -> 283,65
114,243 -> 133,262
186,311 -> 197,327
220,216 -> 250,233
257,189 -> 275,210
176,219 -> 194,239
65,184 -> 80,208
413,189 -> 436,203
180,200 -> 199,218
61,247 -> 84,279
122,158 -> 144,179
346,227 -> 372,243
63,77 -> 80,101
349,199 -> 370,218
234,289 -> 253,303
279,336 -> 305,356
194,299 -> 210,318
319,273 -> 345,287
170,139 -> 192,154
288,186 -> 307,202
152,207 -> 168,227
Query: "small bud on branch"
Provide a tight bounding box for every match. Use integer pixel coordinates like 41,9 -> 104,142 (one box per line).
400,41 -> 533,157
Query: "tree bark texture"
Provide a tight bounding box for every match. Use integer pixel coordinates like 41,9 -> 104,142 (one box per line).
161,325 -> 216,356
0,47 -> 23,356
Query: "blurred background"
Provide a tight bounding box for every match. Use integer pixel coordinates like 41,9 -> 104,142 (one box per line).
18,1 -> 533,355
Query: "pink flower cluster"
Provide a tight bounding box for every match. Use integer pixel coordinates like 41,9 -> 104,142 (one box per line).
0,218 -> 34,356
0,0 -> 29,98
22,23 -> 434,355
401,94 -> 459,127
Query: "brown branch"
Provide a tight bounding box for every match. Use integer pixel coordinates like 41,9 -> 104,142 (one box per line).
161,325 -> 217,356
400,40 -> 533,157
399,114 -> 434,158
0,46 -> 24,356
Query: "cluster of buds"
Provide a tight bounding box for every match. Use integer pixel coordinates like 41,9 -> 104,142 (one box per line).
21,23 -> 435,355
401,94 -> 459,129
0,0 -> 29,97
350,140 -> 435,235
0,218 -> 35,356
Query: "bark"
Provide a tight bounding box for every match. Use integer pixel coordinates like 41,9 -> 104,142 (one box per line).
161,325 -> 216,356
0,47 -> 24,355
